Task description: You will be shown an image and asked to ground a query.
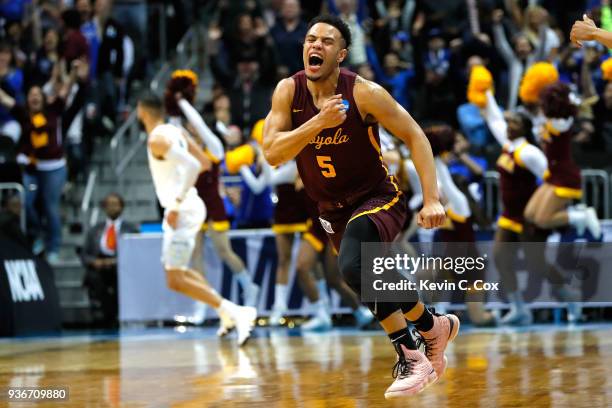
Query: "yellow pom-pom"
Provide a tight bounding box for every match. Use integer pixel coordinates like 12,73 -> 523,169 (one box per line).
601,58 -> 612,81
171,69 -> 199,86
467,89 -> 487,108
225,144 -> 256,174
251,119 -> 265,145
519,62 -> 559,104
469,65 -> 493,92
466,65 -> 493,108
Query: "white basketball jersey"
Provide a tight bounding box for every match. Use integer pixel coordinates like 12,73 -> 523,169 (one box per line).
147,123 -> 201,210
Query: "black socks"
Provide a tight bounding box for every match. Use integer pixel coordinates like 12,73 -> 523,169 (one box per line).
389,328 -> 417,353
413,308 -> 434,332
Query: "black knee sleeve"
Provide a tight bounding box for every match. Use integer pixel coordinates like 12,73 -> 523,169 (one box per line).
338,215 -> 380,295
338,216 -> 416,321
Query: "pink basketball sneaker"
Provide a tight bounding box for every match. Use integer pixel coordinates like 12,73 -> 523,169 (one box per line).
416,312 -> 460,377
384,345 -> 437,399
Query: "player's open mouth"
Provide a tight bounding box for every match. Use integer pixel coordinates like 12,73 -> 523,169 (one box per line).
308,55 -> 324,70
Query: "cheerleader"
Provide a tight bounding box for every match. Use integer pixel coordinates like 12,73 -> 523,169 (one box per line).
424,125 -> 497,326
483,91 -> 546,325
523,82 -> 600,240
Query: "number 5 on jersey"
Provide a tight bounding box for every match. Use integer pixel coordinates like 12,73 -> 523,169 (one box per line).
316,155 -> 336,178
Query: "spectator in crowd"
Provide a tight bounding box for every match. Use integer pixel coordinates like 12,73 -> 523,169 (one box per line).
5,20 -> 30,68
76,0 -> 94,26
0,42 -> 24,130
415,29 -> 457,125
230,149 -> 273,229
523,5 -> 560,60
412,0 -> 467,39
0,59 -> 89,264
212,93 -> 232,135
448,131 -> 490,228
210,12 -> 277,131
366,47 -> 413,109
26,27 -> 60,87
0,118 -> 22,184
368,0 -> 416,61
61,8 -> 89,67
0,193 -> 27,248
81,192 -> 138,328
491,9 -> 549,109
63,60 -> 91,184
83,0 -> 125,125
270,0 -> 308,76
592,81 -> 612,153
214,55 -> 275,131
327,0 -> 369,66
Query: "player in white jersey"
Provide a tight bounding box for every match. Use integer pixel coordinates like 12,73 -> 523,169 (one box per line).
136,92 -> 256,346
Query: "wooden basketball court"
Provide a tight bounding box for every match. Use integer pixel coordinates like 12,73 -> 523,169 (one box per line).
1,324 -> 612,407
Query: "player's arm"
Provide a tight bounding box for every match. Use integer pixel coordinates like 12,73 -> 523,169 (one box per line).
435,157 -> 471,218
517,144 -> 548,180
483,91 -> 509,146
404,158 -> 424,210
148,131 -> 204,208
571,14 -> 612,48
263,78 -> 346,166
178,98 -> 225,160
354,77 -> 445,228
184,131 -> 212,173
239,153 -> 272,194
270,161 -> 298,186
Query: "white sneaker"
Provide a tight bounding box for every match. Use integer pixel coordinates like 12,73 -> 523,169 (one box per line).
32,238 -> 45,255
500,307 -> 533,326
584,207 -> 601,239
570,204 -> 587,236
190,302 -> 207,325
354,306 -> 374,329
244,283 -> 260,308
302,310 -> 332,332
269,303 -> 286,327
232,306 -> 257,346
567,302 -> 583,324
216,310 -> 235,337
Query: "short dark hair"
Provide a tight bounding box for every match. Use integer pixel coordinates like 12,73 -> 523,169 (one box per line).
138,91 -> 163,112
102,192 -> 125,209
307,15 -> 352,49
62,9 -> 82,30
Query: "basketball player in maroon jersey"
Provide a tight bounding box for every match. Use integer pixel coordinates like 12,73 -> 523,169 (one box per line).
263,15 -> 459,398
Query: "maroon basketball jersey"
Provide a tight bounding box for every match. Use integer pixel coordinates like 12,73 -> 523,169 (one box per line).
290,69 -> 395,202
541,123 -> 581,190
496,142 -> 538,222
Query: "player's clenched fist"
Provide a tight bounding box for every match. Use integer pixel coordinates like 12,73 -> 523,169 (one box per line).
316,94 -> 347,129
417,200 -> 446,229
570,14 -> 598,46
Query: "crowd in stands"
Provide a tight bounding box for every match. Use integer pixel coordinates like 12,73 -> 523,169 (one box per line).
0,0 -> 142,263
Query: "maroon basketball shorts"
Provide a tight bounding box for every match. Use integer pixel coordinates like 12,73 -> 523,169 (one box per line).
317,190 -> 408,252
